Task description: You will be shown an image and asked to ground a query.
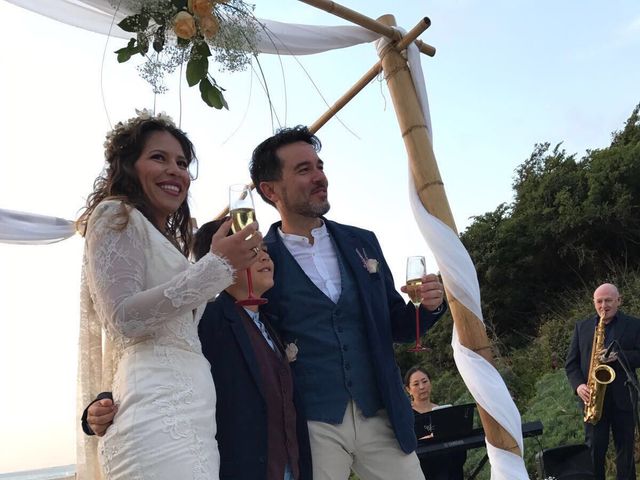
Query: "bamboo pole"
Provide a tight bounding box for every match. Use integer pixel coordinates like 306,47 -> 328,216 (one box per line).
310,17 -> 431,133
376,14 -> 522,458
299,0 -> 436,57
216,17 -> 433,219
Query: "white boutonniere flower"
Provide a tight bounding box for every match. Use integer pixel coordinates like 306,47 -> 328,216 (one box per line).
285,342 -> 298,363
365,258 -> 379,273
356,248 -> 379,274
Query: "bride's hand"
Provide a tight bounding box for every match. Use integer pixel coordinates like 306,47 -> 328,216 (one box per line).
209,218 -> 262,271
87,398 -> 117,437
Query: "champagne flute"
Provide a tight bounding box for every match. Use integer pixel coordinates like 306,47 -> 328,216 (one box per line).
229,184 -> 267,306
406,256 -> 428,352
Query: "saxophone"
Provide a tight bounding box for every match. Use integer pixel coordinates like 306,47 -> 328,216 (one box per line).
583,315 -> 616,424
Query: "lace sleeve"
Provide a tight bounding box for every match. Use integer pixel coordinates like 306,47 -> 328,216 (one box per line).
86,201 -> 235,338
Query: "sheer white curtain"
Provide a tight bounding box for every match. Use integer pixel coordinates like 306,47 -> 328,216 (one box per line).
0,209 -> 76,244
4,0 -> 379,52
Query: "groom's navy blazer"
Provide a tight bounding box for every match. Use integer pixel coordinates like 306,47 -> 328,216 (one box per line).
198,291 -> 312,480
263,219 -> 445,454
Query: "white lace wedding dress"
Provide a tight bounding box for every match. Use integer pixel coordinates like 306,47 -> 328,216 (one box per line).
76,200 -> 235,480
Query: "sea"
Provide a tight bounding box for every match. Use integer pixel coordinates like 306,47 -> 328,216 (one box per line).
0,465 -> 75,480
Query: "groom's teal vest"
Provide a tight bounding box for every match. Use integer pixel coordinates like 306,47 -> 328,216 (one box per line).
276,242 -> 383,423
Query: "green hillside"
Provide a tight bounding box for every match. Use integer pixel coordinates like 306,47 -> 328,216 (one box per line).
391,103 -> 640,480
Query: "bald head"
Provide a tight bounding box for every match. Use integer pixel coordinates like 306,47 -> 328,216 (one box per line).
593,283 -> 621,322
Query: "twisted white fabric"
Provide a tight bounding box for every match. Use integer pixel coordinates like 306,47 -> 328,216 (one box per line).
377,28 -> 528,480
0,208 -> 76,244
4,1 -> 528,478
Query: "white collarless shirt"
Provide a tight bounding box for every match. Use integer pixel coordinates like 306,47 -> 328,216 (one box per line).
278,222 -> 342,303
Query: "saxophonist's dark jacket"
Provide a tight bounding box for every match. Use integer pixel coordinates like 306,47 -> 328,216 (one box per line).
565,311 -> 640,412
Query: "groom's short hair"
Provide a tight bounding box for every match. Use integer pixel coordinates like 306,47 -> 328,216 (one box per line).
249,125 -> 321,207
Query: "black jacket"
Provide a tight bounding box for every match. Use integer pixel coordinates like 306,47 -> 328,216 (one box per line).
199,291 -> 312,480
565,311 -> 640,412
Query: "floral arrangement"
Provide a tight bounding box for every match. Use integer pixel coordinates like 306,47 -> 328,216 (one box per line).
112,0 -> 259,109
103,108 -> 175,152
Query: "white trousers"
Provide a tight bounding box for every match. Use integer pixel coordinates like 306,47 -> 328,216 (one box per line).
307,401 -> 425,480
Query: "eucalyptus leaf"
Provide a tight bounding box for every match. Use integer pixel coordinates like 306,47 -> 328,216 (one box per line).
208,85 -> 226,110
186,57 -> 208,87
115,38 -> 139,63
138,14 -> 150,30
193,41 -> 211,59
115,48 -> 132,63
219,90 -> 229,110
199,79 -> 225,109
199,79 -> 214,107
116,46 -> 138,63
118,14 -> 143,33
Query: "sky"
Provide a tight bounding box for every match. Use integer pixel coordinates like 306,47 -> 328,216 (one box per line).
1,0 -> 639,473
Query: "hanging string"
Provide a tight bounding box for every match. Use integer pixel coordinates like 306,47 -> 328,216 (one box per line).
250,55 -> 282,132
257,22 -> 361,139
221,67 -> 255,145
178,50 -> 186,128
99,0 -> 124,129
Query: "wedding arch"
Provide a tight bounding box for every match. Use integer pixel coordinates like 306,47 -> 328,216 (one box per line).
2,1 -> 528,478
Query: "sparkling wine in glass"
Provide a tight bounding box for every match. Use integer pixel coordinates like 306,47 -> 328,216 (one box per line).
231,206 -> 256,233
229,184 -> 267,306
406,256 -> 428,352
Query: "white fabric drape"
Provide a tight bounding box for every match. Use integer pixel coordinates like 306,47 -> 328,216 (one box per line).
0,208 -> 76,244
377,30 -> 529,480
3,1 -> 528,478
4,0 -> 379,55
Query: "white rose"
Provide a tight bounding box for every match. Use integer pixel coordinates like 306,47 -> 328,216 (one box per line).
366,258 -> 379,273
285,343 -> 298,363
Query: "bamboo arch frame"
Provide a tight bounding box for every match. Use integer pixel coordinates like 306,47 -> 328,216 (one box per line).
216,0 -> 524,471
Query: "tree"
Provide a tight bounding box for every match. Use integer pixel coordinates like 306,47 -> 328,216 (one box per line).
461,104 -> 640,342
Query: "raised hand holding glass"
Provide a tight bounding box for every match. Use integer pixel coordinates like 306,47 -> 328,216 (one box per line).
406,256 -> 428,352
229,184 -> 267,306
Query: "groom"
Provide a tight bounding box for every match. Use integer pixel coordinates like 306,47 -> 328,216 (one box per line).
250,126 -> 446,480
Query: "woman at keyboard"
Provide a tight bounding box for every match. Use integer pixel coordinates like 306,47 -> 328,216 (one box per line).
404,366 -> 465,480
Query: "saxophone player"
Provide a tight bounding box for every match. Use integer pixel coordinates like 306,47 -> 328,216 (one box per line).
565,283 -> 640,480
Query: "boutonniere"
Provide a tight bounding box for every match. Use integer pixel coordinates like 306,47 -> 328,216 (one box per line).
285,342 -> 298,363
356,248 -> 379,274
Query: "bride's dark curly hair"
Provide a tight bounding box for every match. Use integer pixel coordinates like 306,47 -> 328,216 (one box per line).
77,114 -> 197,257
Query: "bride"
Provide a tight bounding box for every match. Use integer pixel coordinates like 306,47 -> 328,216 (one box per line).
76,110 -> 262,479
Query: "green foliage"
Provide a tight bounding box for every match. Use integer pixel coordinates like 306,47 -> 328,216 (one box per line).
187,56 -> 209,86
117,13 -> 150,33
523,371 -> 583,446
390,104 -> 640,479
115,38 -> 141,63
461,104 -> 640,342
199,78 -> 227,109
112,0 -> 258,107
